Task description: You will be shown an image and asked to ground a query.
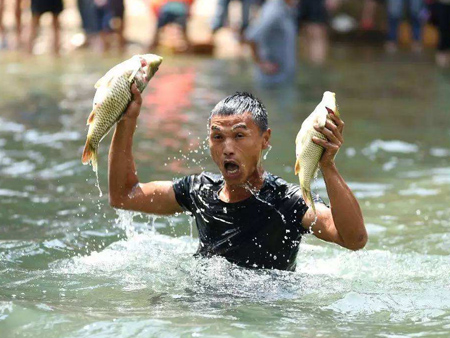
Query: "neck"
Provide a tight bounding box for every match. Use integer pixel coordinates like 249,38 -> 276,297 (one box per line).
220,166 -> 266,203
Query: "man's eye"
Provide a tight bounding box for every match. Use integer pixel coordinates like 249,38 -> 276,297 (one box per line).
236,133 -> 244,138
213,134 -> 222,140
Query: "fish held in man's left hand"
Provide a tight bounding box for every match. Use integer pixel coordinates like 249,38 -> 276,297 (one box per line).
81,54 -> 163,172
294,91 -> 341,214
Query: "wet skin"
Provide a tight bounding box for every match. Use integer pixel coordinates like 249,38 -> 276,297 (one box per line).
208,113 -> 271,203
109,85 -> 366,250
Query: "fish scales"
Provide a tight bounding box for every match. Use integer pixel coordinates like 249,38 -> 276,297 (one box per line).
82,54 -> 163,172
88,73 -> 132,146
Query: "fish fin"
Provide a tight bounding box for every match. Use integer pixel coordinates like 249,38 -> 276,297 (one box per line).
128,60 -> 142,82
95,66 -> 119,88
301,187 -> 316,215
95,73 -> 115,89
81,139 -> 98,173
106,77 -> 115,87
95,77 -> 107,88
86,109 -> 96,125
294,158 -> 300,175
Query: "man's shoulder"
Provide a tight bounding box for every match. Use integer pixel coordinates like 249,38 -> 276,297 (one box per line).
263,172 -> 302,200
194,172 -> 223,185
175,172 -> 223,190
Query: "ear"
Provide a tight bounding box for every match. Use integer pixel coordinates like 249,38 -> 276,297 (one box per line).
262,128 -> 271,149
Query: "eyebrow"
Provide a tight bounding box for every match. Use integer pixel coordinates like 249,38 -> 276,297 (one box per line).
211,125 -> 221,131
231,123 -> 248,131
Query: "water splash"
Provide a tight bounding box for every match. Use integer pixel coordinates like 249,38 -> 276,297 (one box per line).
243,180 -> 287,225
94,169 -> 103,197
263,144 -> 273,160
188,217 -> 194,238
115,209 -> 136,238
309,214 -> 319,234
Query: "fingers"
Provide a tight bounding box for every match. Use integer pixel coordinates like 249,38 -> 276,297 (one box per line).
328,112 -> 345,134
325,120 -> 344,144
312,135 -> 339,152
122,84 -> 142,120
130,83 -> 142,106
314,121 -> 342,146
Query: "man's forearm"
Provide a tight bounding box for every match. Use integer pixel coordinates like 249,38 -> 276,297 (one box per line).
108,118 -> 139,206
322,164 -> 367,249
248,41 -> 261,64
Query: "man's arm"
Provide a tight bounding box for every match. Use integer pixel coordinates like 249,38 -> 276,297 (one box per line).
108,84 -> 183,215
248,41 -> 279,75
301,114 -> 367,250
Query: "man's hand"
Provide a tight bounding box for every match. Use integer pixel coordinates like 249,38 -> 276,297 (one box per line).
121,83 -> 142,121
259,61 -> 279,75
312,113 -> 344,169
303,113 -> 366,251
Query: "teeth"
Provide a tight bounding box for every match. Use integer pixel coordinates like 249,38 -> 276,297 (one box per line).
228,168 -> 238,174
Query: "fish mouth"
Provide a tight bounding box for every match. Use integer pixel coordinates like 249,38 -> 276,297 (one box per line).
223,160 -> 241,178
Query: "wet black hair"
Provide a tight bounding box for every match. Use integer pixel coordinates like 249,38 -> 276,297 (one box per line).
208,92 -> 268,133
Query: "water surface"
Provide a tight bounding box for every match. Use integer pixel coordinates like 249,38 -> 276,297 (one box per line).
1,48 -> 450,337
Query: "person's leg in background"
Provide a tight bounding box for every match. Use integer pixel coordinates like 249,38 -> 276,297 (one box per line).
211,0 -> 231,33
409,0 -> 424,52
51,12 -> 61,55
360,0 -> 378,30
14,0 -> 23,49
436,2 -> 450,67
27,13 -> 40,54
386,0 -> 403,52
303,0 -> 329,65
108,0 -> 125,53
0,0 -> 6,49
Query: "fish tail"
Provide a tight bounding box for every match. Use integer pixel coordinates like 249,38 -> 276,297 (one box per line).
301,187 -> 316,215
82,139 -> 98,172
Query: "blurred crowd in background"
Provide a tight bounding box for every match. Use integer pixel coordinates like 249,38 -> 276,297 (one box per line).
0,0 -> 449,83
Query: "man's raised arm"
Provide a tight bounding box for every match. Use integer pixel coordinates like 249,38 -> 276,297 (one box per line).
108,84 -> 183,215
301,113 -> 367,250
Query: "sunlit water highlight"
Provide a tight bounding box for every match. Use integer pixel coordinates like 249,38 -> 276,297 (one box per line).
1,50 -> 450,337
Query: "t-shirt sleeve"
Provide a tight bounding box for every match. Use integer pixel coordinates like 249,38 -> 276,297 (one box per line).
172,175 -> 195,213
283,184 -> 327,235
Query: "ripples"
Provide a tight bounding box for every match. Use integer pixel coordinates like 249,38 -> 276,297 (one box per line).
362,140 -> 419,155
1,54 -> 450,337
2,226 -> 447,336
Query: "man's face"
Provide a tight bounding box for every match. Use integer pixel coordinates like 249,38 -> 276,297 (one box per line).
209,112 -> 271,185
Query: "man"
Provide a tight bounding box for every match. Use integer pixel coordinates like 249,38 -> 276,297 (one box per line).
245,0 -> 297,86
109,85 -> 367,271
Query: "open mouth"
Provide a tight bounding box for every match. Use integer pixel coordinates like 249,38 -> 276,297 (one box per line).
224,161 -> 240,175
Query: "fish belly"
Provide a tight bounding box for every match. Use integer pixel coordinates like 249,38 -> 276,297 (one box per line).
298,129 -> 326,190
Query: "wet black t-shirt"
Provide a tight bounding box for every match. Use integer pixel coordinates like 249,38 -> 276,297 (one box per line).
173,172 -> 322,271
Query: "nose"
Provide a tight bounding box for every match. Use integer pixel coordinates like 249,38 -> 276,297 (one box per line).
223,138 -> 235,156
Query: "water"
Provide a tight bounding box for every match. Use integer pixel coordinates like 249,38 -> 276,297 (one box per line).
1,48 -> 450,337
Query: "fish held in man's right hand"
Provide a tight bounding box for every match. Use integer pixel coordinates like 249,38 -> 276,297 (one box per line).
81,54 -> 163,172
